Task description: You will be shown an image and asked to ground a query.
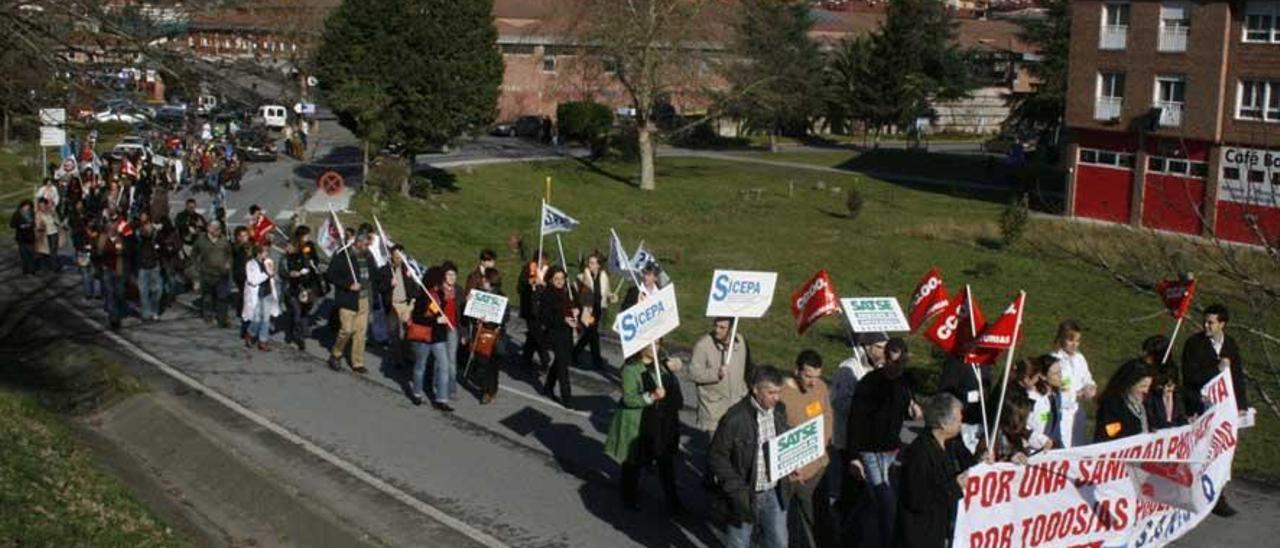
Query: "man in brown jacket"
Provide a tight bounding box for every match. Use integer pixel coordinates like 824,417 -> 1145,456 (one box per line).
779,349 -> 835,548
688,317 -> 751,434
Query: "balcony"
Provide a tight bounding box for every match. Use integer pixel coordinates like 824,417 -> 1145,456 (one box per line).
1095,97 -> 1122,120
1158,26 -> 1188,52
1100,25 -> 1128,50
1156,102 -> 1183,127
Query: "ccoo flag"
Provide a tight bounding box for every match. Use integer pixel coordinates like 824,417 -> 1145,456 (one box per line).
908,267 -> 950,332
540,202 -> 579,236
924,285 -> 986,358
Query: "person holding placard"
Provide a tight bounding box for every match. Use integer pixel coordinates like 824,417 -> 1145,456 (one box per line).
472,268 -> 507,404
604,343 -> 685,514
779,350 -> 835,548
708,366 -> 792,548
689,317 -> 752,434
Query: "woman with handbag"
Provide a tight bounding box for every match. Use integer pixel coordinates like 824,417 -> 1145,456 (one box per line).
285,226 -> 323,351
408,267 -> 455,411
243,244 -> 280,351
470,267 -> 507,404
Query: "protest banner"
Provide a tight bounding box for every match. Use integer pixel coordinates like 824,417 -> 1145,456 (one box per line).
1155,275 -> 1196,364
464,290 -> 509,324
706,269 -> 778,371
840,297 -> 910,333
953,369 -> 1241,548
909,267 -> 950,331
768,415 -> 826,482
791,270 -> 839,335
706,270 -> 778,318
613,283 -> 681,360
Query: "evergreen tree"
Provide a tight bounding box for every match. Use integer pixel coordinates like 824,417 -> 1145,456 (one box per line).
826,36 -> 877,137
1009,0 -> 1070,142
723,0 -> 826,151
314,0 -> 503,180
862,0 -> 974,133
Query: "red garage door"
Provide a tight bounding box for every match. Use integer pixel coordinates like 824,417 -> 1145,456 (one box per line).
1143,173 -> 1205,235
1076,163 -> 1133,223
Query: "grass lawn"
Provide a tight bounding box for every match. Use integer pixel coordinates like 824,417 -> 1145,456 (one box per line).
0,387 -> 185,546
357,156 -> 1280,483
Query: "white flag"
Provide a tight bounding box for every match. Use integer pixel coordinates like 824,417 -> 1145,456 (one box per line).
316,217 -> 341,257
540,202 -> 579,236
608,228 -> 631,275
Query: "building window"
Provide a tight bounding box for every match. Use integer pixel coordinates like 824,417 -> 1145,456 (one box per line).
500,43 -> 535,55
1100,2 -> 1130,50
1154,75 -> 1186,127
1237,80 -> 1280,121
1159,2 -> 1190,52
1246,1 -> 1280,43
1080,147 -> 1135,169
1095,72 -> 1125,120
1148,155 -> 1208,178
542,55 -> 556,73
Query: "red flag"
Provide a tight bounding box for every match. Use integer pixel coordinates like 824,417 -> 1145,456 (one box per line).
924,286 -> 985,357
975,292 -> 1025,350
908,267 -> 950,331
121,157 -> 138,179
250,214 -> 276,246
791,269 -> 840,335
1155,278 -> 1196,319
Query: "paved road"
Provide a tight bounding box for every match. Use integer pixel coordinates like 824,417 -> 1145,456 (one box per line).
23,117 -> 1279,546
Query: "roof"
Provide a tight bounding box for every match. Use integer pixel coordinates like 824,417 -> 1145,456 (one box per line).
808,8 -> 1036,54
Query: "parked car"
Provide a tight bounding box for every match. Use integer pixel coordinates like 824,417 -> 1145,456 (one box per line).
490,121 -> 517,137
94,109 -> 148,124
514,115 -> 548,139
155,107 -> 186,129
236,130 -> 278,162
255,105 -> 289,130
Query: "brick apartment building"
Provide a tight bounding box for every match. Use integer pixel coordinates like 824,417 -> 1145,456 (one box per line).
1064,0 -> 1280,246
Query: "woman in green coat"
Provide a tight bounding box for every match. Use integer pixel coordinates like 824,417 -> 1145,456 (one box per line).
605,343 -> 685,513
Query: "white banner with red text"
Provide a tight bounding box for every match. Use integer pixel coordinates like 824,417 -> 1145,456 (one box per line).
953,370 -> 1240,548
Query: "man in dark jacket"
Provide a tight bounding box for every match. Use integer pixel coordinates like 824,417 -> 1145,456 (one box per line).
327,230 -> 376,373
847,344 -> 920,548
377,246 -> 417,367
896,393 -> 967,548
1181,303 -> 1249,517
709,366 -> 792,548
518,252 -> 550,371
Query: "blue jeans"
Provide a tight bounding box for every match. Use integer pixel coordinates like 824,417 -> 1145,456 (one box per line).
859,451 -> 898,548
101,270 -> 125,325
411,341 -> 450,401
726,488 -> 787,548
444,329 -> 460,398
138,267 -> 163,319
80,265 -> 100,298
248,301 -> 272,342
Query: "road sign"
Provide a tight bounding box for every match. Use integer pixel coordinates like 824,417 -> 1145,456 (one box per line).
38,108 -> 66,126
318,171 -> 344,196
40,127 -> 66,147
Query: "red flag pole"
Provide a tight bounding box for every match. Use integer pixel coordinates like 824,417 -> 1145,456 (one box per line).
988,291 -> 1026,462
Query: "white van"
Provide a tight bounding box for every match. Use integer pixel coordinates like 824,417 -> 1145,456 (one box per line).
257,105 -> 288,130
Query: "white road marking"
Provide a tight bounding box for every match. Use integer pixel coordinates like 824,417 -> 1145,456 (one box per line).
55,299 -> 510,548
498,384 -> 591,419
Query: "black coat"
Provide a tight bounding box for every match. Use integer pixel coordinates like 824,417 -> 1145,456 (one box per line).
896,433 -> 964,548
938,357 -> 992,426
637,364 -> 683,462
848,368 -> 915,452
325,248 -> 375,311
1181,332 -> 1248,415
1094,396 -> 1147,443
539,286 -> 573,342
1145,390 -> 1188,430
708,396 -> 793,525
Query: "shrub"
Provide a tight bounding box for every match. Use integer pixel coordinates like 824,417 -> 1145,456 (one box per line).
845,185 -> 864,220
999,193 -> 1030,248
368,156 -> 410,198
556,101 -> 613,157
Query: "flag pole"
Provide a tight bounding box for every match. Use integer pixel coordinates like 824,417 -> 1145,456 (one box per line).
989,291 -> 1026,462
327,201 -> 356,281
966,285 -> 993,456
536,200 -> 546,273
396,248 -> 454,331
724,317 -> 740,370
555,233 -> 574,300
1162,316 -> 1184,365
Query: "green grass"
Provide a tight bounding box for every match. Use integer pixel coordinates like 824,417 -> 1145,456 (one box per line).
0,388 -> 185,546
360,156 -> 1280,483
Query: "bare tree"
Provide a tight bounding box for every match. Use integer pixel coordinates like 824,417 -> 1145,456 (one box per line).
573,0 -> 724,191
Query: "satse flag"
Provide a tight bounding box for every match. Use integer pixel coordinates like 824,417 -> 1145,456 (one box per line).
540,202 -> 579,236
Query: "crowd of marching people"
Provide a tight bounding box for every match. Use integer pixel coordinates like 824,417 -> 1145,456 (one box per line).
10,129 -> 1252,548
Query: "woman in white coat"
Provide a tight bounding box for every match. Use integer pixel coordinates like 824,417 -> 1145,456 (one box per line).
243,244 -> 280,351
